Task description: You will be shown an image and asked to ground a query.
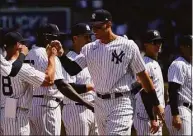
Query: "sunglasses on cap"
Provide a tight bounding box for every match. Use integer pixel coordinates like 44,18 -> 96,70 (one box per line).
91,22 -> 107,29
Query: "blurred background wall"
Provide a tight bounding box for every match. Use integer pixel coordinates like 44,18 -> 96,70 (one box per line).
0,0 -> 192,80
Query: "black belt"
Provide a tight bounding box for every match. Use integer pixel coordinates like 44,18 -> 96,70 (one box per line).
183,102 -> 192,110
97,92 -> 124,99
75,103 -> 84,106
33,95 -> 61,103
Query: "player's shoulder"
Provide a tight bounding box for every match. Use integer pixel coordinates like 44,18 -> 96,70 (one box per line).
170,57 -> 187,67
81,40 -> 99,51
168,57 -> 187,72
28,45 -> 46,57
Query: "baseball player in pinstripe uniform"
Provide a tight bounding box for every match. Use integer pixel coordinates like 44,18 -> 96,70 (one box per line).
58,9 -> 164,135
0,31 -> 58,135
133,30 -> 165,135
0,28 -> 29,77
26,24 -> 65,135
62,23 -> 98,135
165,35 -> 192,135
27,23 -> 94,135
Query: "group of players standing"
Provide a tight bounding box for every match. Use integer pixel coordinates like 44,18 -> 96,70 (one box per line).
0,9 -> 192,136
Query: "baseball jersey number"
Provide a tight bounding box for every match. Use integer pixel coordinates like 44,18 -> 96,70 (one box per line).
2,76 -> 13,96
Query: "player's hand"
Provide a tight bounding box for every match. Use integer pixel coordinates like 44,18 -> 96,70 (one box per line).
19,45 -> 29,56
47,46 -> 58,57
86,84 -> 94,92
153,105 -> 165,122
150,120 -> 159,134
85,102 -> 94,112
48,40 -> 64,57
172,115 -> 182,130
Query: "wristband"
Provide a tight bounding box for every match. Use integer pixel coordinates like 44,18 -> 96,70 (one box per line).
149,90 -> 160,106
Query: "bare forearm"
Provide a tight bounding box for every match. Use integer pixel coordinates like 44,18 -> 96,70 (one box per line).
137,70 -> 155,92
55,79 -> 94,111
137,70 -> 160,106
42,55 -> 55,86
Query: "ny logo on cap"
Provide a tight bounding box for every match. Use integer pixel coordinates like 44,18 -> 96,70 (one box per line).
92,13 -> 96,19
86,25 -> 90,31
153,31 -> 159,36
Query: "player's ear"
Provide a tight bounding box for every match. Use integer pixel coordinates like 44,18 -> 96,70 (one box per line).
73,36 -> 78,42
106,21 -> 112,28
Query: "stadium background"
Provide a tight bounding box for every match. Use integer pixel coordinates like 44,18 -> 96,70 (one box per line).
0,0 -> 192,135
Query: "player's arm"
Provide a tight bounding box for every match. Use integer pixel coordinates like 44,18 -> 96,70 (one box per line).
9,45 -> 28,77
41,46 -> 57,86
168,82 -> 181,116
55,79 -> 94,111
137,71 -> 159,103
49,40 -> 85,76
167,63 -> 184,130
69,83 -> 94,94
59,54 -> 82,76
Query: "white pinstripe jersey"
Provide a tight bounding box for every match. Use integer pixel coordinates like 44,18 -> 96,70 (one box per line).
0,54 -> 12,76
135,56 -> 165,110
0,59 -> 45,109
168,56 -> 192,104
26,45 -> 65,102
63,51 -> 95,104
74,36 -> 146,94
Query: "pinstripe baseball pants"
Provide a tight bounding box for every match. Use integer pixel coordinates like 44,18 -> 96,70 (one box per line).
29,99 -> 61,135
94,93 -> 134,135
1,108 -> 30,135
62,104 -> 98,135
133,109 -> 163,135
165,105 -> 191,135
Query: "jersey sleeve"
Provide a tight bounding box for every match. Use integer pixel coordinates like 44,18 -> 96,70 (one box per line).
130,41 -> 146,74
74,46 -> 87,69
168,62 -> 185,85
55,57 -> 65,80
18,64 -> 45,88
61,66 -> 75,83
0,55 -> 12,76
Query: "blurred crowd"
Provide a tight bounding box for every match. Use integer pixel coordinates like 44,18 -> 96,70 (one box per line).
0,0 -> 192,80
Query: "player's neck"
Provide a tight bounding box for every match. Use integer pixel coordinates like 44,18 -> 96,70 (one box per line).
181,55 -> 191,63
6,51 -> 20,61
100,32 -> 117,44
144,53 -> 158,61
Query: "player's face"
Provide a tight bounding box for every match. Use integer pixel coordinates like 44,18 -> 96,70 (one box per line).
92,22 -> 109,39
145,41 -> 162,57
73,34 -> 92,52
181,45 -> 192,61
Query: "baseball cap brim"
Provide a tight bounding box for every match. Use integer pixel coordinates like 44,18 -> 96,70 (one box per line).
152,37 -> 164,41
89,21 -> 106,26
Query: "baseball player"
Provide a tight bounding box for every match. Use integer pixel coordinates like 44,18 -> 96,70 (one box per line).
165,35 -> 192,135
62,23 -> 98,135
27,23 -> 94,135
0,27 -> 28,76
0,31 -> 58,135
58,9 -> 164,135
133,30 -> 165,135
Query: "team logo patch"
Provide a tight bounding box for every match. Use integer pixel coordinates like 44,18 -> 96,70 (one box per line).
153,31 -> 159,36
111,50 -> 125,64
86,25 -> 90,31
92,13 -> 96,19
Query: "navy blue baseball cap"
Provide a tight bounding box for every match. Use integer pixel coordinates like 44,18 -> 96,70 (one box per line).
71,23 -> 94,36
37,23 -> 64,36
143,30 -> 163,43
4,32 -> 28,47
90,9 -> 112,25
